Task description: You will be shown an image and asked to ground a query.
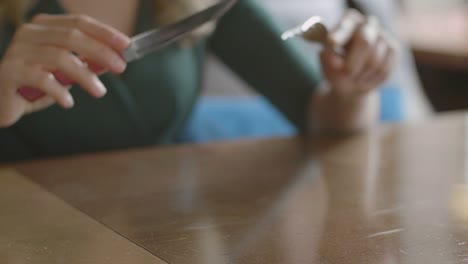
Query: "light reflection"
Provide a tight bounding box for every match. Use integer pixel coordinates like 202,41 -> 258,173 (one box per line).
363,127 -> 382,219
173,152 -> 202,214
316,129 -> 402,263
451,114 -> 468,225
229,159 -> 324,263
173,152 -> 230,263
280,161 -> 327,264
20,116 -> 468,264
192,217 -> 229,264
397,119 -> 462,264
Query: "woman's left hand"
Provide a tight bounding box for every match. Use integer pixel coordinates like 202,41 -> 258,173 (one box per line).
310,9 -> 396,134
320,9 -> 396,97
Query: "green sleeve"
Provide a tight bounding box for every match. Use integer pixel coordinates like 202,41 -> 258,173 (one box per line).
209,0 -> 322,131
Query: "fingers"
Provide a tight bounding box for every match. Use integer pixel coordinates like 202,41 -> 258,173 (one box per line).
368,45 -> 395,88
328,9 -> 365,47
323,9 -> 397,95
1,14 -> 129,121
31,14 -> 130,51
16,24 -> 126,74
355,37 -> 387,85
20,66 -> 74,109
25,96 -> 55,114
345,16 -> 380,78
320,48 -> 345,74
328,11 -> 381,79
355,32 -> 396,91
24,45 -> 107,98
320,49 -> 352,96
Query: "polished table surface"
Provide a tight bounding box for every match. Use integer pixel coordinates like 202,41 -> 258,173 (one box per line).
4,112 -> 468,263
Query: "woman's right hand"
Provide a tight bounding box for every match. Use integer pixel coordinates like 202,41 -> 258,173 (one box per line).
0,14 -> 130,127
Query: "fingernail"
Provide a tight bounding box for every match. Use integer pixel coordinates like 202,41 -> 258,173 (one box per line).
64,94 -> 74,108
94,78 -> 107,97
330,31 -> 348,47
54,71 -> 74,86
87,62 -> 106,74
112,57 -> 127,72
112,35 -> 123,45
112,35 -> 131,48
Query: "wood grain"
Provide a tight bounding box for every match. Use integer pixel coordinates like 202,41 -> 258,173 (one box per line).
0,169 -> 167,264
12,112 -> 468,264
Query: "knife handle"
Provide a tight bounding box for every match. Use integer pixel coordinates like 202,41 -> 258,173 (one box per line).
18,61 -> 106,102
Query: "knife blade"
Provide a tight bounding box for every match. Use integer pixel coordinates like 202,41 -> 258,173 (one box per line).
18,0 -> 238,102
123,0 -> 237,62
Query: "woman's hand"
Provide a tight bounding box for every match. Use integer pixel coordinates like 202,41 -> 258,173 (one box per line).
311,10 -> 396,134
321,10 -> 396,97
0,14 -> 130,127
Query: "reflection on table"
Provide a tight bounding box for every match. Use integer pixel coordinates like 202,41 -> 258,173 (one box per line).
3,112 -> 468,263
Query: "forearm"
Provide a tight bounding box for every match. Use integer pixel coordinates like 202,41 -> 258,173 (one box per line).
310,88 -> 380,135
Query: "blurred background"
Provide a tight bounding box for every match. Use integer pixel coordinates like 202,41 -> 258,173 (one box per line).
398,0 -> 468,112
183,0 -> 468,141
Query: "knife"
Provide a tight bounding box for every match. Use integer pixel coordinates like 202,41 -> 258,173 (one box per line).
18,0 -> 238,102
281,16 -> 345,56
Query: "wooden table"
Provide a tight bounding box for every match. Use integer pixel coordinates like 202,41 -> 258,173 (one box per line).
3,113 -> 468,263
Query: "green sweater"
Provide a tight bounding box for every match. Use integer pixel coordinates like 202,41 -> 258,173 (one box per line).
0,0 -> 321,162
